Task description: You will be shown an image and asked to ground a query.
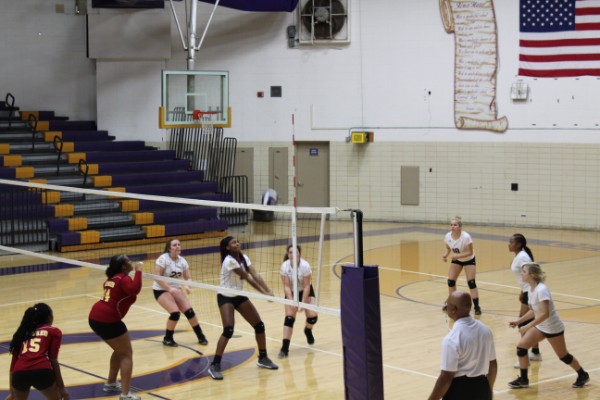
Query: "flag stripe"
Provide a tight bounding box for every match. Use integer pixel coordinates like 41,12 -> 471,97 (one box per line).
520,37 -> 600,47
518,68 -> 600,77
576,22 -> 600,30
520,53 -> 600,61
520,44 -> 600,55
576,7 -> 600,15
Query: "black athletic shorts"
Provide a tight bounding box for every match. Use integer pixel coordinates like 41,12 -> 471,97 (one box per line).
285,284 -> 316,301
452,257 -> 476,267
11,369 -> 55,391
89,319 -> 128,340
154,289 -> 167,300
538,329 -> 564,338
217,293 -> 249,309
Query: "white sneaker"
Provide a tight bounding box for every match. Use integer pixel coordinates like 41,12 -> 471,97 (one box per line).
529,352 -> 542,361
103,381 -> 121,393
119,393 -> 141,400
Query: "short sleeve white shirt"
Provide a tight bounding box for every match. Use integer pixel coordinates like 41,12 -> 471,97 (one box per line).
444,231 -> 475,262
219,254 -> 252,297
529,282 -> 564,334
440,316 -> 496,377
511,250 -> 533,292
279,258 -> 312,289
152,253 -> 189,290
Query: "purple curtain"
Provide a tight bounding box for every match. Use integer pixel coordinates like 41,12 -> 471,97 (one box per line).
197,0 -> 299,12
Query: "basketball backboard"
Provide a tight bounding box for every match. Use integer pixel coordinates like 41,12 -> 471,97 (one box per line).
159,69 -> 230,129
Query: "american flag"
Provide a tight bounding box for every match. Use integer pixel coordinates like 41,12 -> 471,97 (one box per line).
519,0 -> 600,77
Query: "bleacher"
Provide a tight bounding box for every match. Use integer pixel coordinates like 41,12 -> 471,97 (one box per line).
0,93 -> 245,252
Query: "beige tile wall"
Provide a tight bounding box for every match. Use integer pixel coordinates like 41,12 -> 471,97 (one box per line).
242,141 -> 600,230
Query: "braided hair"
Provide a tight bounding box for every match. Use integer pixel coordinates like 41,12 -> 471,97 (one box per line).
9,303 -> 53,355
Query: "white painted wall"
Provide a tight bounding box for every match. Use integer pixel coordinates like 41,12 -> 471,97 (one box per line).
3,1 -> 600,228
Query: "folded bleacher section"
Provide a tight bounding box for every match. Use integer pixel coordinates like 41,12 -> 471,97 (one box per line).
1,94 -> 233,252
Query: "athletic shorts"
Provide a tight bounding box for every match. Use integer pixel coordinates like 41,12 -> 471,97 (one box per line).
452,257 -> 476,267
285,284 -> 316,301
11,369 -> 55,391
89,319 -> 128,340
537,328 -> 564,338
154,289 -> 167,300
217,293 -> 249,309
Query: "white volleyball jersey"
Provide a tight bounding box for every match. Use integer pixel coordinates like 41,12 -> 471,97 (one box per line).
219,254 -> 252,297
444,231 -> 475,262
152,253 -> 189,290
280,258 -> 312,289
529,282 -> 564,335
511,250 -> 533,292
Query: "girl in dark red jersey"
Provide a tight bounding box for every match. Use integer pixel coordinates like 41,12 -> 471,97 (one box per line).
88,254 -> 143,400
8,303 -> 69,400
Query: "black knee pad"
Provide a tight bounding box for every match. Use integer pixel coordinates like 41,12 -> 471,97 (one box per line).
184,308 -> 196,319
169,312 -> 181,321
222,326 -> 234,339
306,316 -> 318,325
467,279 -> 477,289
284,316 -> 296,328
254,321 -> 265,334
447,279 -> 456,288
560,353 -> 574,365
516,347 -> 528,357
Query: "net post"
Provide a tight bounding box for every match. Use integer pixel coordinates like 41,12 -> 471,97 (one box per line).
351,209 -> 364,268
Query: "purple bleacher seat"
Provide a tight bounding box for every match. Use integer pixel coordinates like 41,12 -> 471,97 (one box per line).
73,141 -> 146,152
57,231 -> 80,246
59,131 -> 110,142
0,168 -> 16,179
48,120 -> 97,130
108,171 -> 204,186
97,159 -> 191,174
46,219 -> 69,234
83,150 -> 177,163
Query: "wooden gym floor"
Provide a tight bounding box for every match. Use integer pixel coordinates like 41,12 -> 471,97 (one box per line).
0,222 -> 598,399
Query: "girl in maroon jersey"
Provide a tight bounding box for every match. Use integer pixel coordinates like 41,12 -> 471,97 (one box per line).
8,303 -> 69,400
88,254 -> 143,400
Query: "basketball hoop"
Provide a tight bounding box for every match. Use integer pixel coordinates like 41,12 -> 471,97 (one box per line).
193,110 -> 219,131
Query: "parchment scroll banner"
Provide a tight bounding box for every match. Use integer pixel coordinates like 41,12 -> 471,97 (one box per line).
440,0 -> 508,133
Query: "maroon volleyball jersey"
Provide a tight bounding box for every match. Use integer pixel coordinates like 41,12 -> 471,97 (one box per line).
10,324 -> 62,372
89,271 -> 142,322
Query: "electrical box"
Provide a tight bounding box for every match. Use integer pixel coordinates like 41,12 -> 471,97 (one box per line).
351,131 -> 373,144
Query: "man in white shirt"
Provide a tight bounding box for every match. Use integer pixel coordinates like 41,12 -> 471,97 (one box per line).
428,291 -> 497,400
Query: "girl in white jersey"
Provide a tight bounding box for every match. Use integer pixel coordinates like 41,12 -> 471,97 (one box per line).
278,245 -> 318,359
508,263 -> 589,390
207,236 -> 278,380
153,238 -> 208,347
508,234 -> 541,364
442,217 -> 481,315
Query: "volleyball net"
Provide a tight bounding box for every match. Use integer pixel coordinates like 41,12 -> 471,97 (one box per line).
0,178 -> 345,316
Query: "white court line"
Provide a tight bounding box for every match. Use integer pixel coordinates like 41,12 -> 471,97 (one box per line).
376,265 -> 600,303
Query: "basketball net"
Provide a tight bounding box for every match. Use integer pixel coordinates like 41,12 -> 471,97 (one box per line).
192,110 -> 218,132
